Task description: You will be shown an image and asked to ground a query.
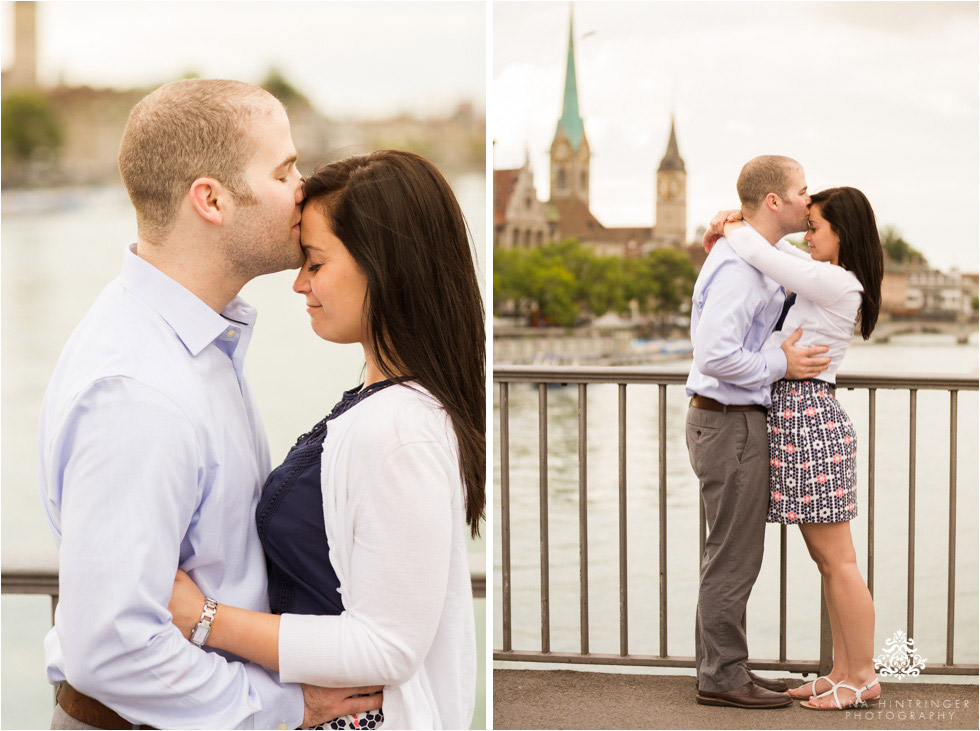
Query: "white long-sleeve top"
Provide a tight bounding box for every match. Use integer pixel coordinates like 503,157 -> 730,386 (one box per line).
725,226 -> 863,384
276,383 -> 476,730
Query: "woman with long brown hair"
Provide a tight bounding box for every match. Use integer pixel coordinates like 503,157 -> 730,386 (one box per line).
167,150 -> 484,729
705,186 -> 884,711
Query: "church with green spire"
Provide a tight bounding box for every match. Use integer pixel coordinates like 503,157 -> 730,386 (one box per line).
545,6 -> 690,256
549,12 -> 590,204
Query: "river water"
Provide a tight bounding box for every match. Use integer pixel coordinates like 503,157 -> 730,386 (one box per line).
0,175 -> 486,730
492,337 -> 979,680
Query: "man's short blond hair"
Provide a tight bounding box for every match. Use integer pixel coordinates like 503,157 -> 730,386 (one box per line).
118,79 -> 280,243
736,155 -> 801,213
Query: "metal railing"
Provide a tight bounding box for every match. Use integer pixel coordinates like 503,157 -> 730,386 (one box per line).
1,561 -> 486,613
494,366 -> 978,675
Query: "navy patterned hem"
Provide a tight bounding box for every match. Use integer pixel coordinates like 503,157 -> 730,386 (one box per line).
766,379 -> 858,524
307,708 -> 384,729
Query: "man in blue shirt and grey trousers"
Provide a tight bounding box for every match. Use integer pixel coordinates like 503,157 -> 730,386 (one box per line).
685,155 -> 830,709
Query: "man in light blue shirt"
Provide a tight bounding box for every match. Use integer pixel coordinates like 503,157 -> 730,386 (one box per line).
39,80 -> 381,729
685,156 -> 830,709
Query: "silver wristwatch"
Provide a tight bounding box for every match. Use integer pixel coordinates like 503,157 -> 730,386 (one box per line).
190,597 -> 218,647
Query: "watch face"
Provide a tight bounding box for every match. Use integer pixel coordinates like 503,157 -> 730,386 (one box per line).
191,625 -> 210,646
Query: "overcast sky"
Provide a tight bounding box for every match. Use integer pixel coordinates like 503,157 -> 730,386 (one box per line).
494,1 -> 979,272
0,1 -> 485,119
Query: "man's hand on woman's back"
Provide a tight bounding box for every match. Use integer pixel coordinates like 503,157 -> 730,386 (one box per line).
302,684 -> 384,728
781,328 -> 831,380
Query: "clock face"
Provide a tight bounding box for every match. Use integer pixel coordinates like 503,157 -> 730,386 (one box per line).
658,174 -> 682,201
553,139 -> 570,161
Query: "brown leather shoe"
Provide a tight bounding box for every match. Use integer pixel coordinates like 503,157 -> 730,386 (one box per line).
697,682 -> 793,709
694,670 -> 789,693
746,669 -> 789,693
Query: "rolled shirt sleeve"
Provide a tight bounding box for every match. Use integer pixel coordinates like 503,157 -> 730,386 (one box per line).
48,377 -> 303,730
277,438 -> 453,688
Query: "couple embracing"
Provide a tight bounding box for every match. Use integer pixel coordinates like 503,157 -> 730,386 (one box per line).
39,79 -> 483,729
686,155 -> 884,711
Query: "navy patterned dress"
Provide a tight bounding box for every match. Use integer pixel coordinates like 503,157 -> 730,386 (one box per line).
257,381 -> 399,730
766,379 -> 859,524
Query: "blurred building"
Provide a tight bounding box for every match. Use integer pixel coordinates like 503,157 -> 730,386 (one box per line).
881,268 -> 910,315
905,268 -> 978,317
2,3 -> 481,188
493,152 -> 553,248
494,9 -> 695,261
1,1 -> 37,89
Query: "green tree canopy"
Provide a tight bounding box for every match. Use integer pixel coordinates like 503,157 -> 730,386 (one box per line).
880,226 -> 926,266
1,91 -> 64,163
493,239 -> 697,326
261,68 -> 311,108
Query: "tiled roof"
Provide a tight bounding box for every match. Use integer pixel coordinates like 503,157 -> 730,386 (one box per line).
493,168 -> 520,227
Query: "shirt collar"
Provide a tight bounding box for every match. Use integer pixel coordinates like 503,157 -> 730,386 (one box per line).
119,243 -> 256,357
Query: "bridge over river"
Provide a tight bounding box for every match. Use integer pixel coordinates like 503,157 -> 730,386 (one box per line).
871,315 -> 977,344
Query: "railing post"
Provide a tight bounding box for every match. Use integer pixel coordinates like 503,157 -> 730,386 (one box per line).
499,382 -> 512,651
578,383 -> 589,656
908,389 -> 917,640
779,525 -> 787,663
618,383 -> 628,656
538,383 -> 550,653
867,388 -> 876,597
947,390 -> 957,665
658,384 -> 668,658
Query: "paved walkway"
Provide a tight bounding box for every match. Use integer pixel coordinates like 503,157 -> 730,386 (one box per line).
494,669 -> 978,729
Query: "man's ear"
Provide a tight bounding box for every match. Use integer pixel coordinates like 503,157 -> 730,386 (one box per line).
765,192 -> 781,213
188,177 -> 225,225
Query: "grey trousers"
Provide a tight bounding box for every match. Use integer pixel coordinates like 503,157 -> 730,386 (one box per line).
685,405 -> 770,693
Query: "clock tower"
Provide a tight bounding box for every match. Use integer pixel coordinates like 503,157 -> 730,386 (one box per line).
550,12 -> 590,204
655,118 -> 687,246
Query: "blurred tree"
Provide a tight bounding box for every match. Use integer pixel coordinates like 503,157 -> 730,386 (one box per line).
493,245 -> 577,326
631,249 -> 698,321
880,226 -> 926,266
493,240 -> 696,327
262,68 -> 311,108
1,91 -> 64,163
972,295 -> 978,312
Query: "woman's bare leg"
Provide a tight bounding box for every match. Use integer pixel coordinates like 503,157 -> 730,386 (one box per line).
799,521 -> 879,707
787,535 -> 849,698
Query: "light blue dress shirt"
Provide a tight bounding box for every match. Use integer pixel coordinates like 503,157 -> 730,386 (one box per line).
685,224 -> 788,407
38,244 -> 303,729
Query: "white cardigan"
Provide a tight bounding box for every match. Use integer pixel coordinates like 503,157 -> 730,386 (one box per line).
726,226 -> 864,384
277,383 -> 476,729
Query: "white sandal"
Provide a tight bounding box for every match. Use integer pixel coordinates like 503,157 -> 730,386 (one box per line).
801,676 -> 880,710
788,675 -> 834,699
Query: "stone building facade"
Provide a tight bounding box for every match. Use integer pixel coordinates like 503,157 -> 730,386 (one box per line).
493,155 -> 553,249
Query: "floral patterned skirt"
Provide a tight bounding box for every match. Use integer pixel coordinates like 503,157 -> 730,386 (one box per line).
766,379 -> 858,524
309,708 -> 383,729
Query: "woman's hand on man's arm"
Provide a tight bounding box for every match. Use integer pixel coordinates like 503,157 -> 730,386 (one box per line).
702,209 -> 743,253
169,569 -> 384,727
168,568 -> 281,670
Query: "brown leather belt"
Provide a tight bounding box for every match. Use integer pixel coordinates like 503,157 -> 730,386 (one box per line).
57,682 -> 157,730
690,394 -> 767,414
